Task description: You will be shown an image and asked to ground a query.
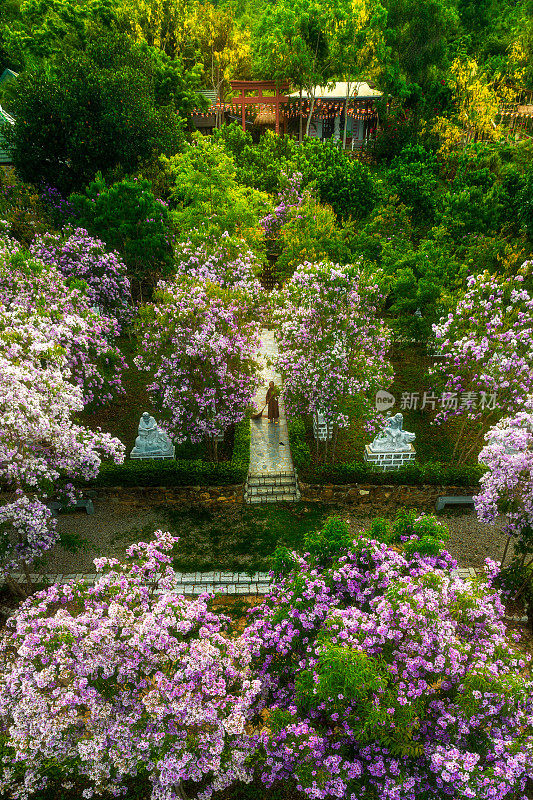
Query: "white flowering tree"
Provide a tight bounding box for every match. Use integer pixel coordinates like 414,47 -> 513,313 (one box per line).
136,276 -> 260,461
274,261 -> 393,461
0,245 -> 124,596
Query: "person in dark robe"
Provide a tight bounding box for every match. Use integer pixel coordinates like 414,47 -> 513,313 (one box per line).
266,381 -> 280,424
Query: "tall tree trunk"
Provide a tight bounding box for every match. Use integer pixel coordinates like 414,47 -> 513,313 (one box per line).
342,82 -> 351,150
500,533 -> 512,568
299,88 -> 303,143
305,95 -> 316,138
331,425 -> 339,464
6,572 -> 25,600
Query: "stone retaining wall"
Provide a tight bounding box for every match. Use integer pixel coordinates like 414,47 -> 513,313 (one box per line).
298,482 -> 479,512
92,485 -> 245,506
88,483 -> 478,511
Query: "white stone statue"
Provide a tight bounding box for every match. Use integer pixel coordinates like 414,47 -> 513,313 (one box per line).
369,413 -> 416,453
131,412 -> 175,459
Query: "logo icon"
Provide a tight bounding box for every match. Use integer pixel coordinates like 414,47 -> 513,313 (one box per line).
375,389 -> 395,411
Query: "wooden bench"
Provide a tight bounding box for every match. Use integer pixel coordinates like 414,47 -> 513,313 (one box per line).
47,498 -> 94,516
435,496 -> 475,512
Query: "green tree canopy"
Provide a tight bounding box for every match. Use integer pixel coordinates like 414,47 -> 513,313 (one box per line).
5,31 -> 200,193
253,0 -> 333,137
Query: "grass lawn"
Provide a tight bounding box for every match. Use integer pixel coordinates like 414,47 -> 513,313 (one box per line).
106,502 -> 337,574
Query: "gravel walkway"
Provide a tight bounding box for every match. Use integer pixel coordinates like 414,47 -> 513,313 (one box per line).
35,499 -> 513,575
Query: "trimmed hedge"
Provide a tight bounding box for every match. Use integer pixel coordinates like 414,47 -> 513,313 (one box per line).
287,417 -> 312,472
85,417 -> 251,488
287,415 -> 485,487
305,461 -> 485,487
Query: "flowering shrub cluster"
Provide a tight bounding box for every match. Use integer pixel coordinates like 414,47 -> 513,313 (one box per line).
38,184 -> 75,227
0,237 -> 127,407
0,239 -> 124,581
0,495 -> 57,575
431,266 -> 533,461
173,232 -> 263,308
273,261 -> 393,459
135,277 -> 260,459
245,515 -> 533,800
1,517 -> 532,800
0,531 -> 260,800
475,395 -> 533,563
260,172 -> 306,239
31,227 -> 132,324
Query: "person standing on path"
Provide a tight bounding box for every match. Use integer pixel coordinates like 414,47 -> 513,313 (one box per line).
266,380 -> 280,424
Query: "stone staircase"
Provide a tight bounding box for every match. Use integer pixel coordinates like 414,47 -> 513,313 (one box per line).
244,470 -> 301,504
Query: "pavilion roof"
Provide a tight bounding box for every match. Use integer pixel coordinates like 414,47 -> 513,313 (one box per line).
289,81 -> 382,100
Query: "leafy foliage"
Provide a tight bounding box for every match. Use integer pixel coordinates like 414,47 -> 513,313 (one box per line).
245,526 -> 533,800
70,174 -> 174,292
5,32 -> 191,193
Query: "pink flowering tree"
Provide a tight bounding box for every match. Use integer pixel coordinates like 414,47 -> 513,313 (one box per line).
0,531 -> 261,800
30,227 -> 132,325
0,237 -> 127,407
245,516 -> 533,800
475,397 -> 533,572
430,266 -> 533,463
273,261 -> 393,461
0,285 -> 124,595
173,232 -> 263,310
136,278 -> 260,461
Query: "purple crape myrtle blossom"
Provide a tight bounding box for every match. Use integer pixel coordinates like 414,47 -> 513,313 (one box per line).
273,261 -> 393,455
0,530 -> 261,800
0,495 -> 57,575
430,265 -> 533,462
0,282 -> 124,589
174,233 -> 262,293
244,524 -> 533,800
31,227 -> 132,325
173,233 -> 265,320
475,394 -> 533,562
38,183 -> 76,224
135,277 -> 260,460
260,172 -> 307,240
0,236 -> 127,407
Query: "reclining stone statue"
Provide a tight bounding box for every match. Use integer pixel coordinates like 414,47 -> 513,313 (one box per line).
369,412 -> 416,453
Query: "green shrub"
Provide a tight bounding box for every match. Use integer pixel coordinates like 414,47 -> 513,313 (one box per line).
299,459 -> 485,486
271,546 -> 298,578
304,516 -> 353,567
70,174 -> 174,290
387,159 -> 437,221
213,124 -> 297,194
368,509 -> 449,558
519,167 -> 533,241
372,115 -> 416,164
294,138 -> 376,220
274,198 -> 353,281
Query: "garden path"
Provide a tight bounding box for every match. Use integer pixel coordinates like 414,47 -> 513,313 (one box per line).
245,329 -> 300,503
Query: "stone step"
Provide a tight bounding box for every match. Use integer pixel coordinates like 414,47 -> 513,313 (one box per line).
247,493 -> 300,504
248,470 -> 295,479
246,486 -> 299,497
247,477 -> 296,488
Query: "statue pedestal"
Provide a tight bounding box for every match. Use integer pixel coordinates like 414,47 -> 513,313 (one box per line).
364,444 -> 416,472
313,412 -> 333,442
130,445 -> 175,460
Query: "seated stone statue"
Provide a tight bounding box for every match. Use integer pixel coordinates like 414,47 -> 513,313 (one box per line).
131,412 -> 175,459
369,412 -> 416,453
